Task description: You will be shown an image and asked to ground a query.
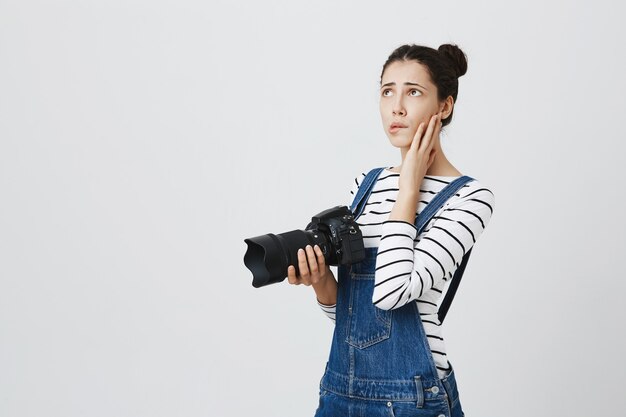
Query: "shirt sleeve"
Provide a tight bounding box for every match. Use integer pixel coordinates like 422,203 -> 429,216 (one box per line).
317,170 -> 366,322
372,185 -> 495,311
317,299 -> 336,323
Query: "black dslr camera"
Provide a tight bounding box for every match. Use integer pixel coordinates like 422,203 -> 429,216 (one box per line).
243,205 -> 365,288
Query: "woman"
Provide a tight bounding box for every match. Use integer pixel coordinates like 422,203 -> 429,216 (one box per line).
287,43 -> 495,417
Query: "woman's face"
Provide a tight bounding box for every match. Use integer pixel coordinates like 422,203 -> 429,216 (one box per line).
379,60 -> 442,149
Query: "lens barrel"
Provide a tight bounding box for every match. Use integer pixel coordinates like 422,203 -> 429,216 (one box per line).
244,230 -> 327,288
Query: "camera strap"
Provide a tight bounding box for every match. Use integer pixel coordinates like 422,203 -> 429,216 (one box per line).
349,167 -> 476,324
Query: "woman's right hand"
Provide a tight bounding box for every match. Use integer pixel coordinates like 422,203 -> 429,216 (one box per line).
287,244 -> 334,287
398,111 -> 441,193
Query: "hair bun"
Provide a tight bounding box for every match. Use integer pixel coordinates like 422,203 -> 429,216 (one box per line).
438,44 -> 468,78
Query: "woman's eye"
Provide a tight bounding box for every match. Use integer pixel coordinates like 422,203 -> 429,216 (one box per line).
382,89 -> 420,97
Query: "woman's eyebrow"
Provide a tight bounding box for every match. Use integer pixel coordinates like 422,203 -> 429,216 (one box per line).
380,81 -> 428,91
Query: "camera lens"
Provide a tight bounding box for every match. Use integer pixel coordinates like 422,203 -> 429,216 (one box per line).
244,230 -> 327,288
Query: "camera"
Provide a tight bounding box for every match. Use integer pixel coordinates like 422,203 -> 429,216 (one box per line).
243,205 -> 365,288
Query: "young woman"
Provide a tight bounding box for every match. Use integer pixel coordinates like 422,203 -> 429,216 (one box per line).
287,43 -> 495,417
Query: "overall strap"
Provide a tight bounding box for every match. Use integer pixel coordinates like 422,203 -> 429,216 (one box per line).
349,167 -> 386,219
415,175 -> 475,235
412,175 -> 476,324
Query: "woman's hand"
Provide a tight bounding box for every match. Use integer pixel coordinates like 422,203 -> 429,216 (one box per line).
398,111 -> 442,194
287,244 -> 334,288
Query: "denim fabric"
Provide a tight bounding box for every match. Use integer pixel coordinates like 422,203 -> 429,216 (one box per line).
314,168 -> 467,417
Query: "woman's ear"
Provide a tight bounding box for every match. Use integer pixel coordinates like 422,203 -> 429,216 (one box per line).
440,97 -> 454,120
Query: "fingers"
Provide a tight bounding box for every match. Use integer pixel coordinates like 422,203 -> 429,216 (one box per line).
287,265 -> 298,284
429,112 -> 442,150
306,245 -> 318,275
410,112 -> 438,154
418,112 -> 444,156
297,247 -> 310,284
313,245 -> 326,270
410,122 -> 425,153
288,245 -> 326,286
428,147 -> 437,167
310,245 -> 327,285
287,248 -> 307,285
418,113 -> 439,152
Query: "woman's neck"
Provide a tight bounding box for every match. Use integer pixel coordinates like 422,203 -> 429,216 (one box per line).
393,143 -> 462,176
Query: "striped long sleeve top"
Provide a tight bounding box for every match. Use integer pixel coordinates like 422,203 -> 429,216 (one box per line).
317,166 -> 495,378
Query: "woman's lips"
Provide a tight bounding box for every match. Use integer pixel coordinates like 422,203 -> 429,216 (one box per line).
389,126 -> 407,133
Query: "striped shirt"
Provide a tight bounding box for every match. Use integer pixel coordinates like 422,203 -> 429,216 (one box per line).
317,166 -> 495,378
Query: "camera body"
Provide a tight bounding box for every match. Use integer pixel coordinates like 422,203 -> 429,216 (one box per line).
304,205 -> 365,266
244,205 -> 365,288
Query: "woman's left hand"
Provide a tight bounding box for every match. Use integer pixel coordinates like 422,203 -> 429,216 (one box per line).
398,111 -> 442,194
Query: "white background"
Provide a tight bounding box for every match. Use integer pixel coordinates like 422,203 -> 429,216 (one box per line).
1,1 -> 625,416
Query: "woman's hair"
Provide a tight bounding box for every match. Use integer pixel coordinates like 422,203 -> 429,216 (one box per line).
380,43 -> 468,128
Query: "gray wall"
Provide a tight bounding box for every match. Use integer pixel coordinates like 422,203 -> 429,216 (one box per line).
1,1 -> 625,416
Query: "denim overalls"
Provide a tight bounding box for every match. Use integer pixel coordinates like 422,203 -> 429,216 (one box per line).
315,167 -> 475,417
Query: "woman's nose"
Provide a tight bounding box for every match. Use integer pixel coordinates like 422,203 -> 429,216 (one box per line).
392,99 -> 405,116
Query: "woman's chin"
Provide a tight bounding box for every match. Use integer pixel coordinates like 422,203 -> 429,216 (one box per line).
387,136 -> 412,148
